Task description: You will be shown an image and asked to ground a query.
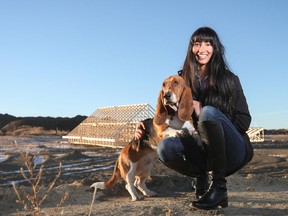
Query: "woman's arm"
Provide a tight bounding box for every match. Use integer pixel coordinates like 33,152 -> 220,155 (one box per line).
232,76 -> 252,133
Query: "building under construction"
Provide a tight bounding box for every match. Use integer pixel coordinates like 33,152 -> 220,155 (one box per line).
63,103 -> 264,148
63,104 -> 155,148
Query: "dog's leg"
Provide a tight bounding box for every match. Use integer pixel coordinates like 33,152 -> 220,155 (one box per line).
135,155 -> 158,197
182,120 -> 196,134
135,175 -> 157,197
125,161 -> 143,201
162,127 -> 182,137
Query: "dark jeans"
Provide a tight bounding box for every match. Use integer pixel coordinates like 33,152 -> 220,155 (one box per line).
157,106 -> 251,176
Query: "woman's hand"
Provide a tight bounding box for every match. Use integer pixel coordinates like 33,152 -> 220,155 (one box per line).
135,121 -> 145,140
193,100 -> 201,117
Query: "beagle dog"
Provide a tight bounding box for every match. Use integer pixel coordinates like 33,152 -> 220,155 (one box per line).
90,118 -> 159,202
90,75 -> 195,202
153,75 -> 195,138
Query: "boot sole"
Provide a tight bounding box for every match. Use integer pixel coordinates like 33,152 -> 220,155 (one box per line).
191,200 -> 228,210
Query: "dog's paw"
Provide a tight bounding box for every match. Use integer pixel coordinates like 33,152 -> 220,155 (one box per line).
138,195 -> 145,200
131,195 -> 144,201
176,128 -> 191,138
146,191 -> 157,197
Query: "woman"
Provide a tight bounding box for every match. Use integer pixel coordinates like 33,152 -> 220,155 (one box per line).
135,27 -> 253,210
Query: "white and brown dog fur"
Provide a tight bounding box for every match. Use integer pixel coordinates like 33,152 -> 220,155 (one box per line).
90,75 -> 195,201
154,75 -> 196,138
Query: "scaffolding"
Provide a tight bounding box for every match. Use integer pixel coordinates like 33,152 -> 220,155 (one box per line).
63,103 -> 155,147
247,127 -> 264,142
63,104 -> 264,148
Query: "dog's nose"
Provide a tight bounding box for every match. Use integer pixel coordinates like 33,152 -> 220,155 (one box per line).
164,93 -> 171,100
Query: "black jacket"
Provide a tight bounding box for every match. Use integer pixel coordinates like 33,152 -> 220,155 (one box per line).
229,74 -> 251,133
178,70 -> 251,134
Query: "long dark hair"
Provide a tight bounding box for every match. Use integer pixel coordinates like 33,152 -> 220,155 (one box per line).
181,27 -> 235,119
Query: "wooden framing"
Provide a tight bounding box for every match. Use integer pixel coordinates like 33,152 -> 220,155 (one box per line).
63,104 -> 155,147
63,104 -> 264,147
246,127 -> 265,142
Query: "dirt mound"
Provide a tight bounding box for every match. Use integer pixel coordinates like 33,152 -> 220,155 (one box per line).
0,115 -> 86,135
57,149 -> 92,161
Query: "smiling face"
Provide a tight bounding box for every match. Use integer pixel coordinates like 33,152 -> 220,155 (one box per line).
192,40 -> 214,72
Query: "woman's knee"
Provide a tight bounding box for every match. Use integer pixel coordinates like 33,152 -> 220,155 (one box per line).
157,140 -> 167,161
157,137 -> 183,163
199,106 -> 219,122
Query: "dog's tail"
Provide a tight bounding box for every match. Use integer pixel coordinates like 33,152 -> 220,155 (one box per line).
90,157 -> 121,190
89,158 -> 121,214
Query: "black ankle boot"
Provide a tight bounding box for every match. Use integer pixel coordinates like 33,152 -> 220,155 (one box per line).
192,179 -> 228,209
192,120 -> 228,210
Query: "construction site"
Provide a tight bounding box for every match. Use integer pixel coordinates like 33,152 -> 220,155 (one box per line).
63,103 -> 264,148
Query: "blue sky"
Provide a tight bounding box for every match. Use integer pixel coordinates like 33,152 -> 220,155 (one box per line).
1,0 -> 288,129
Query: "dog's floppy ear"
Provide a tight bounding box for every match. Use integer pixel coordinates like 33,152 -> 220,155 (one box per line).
154,90 -> 167,125
178,85 -> 193,121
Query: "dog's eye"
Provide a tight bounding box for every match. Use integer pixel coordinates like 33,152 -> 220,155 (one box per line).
173,81 -> 179,86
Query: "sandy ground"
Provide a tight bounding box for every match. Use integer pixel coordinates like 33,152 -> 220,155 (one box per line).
0,135 -> 287,216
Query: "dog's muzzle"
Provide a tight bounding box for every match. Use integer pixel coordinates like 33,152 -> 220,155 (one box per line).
163,91 -> 177,105
163,92 -> 172,105
164,92 -> 171,101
